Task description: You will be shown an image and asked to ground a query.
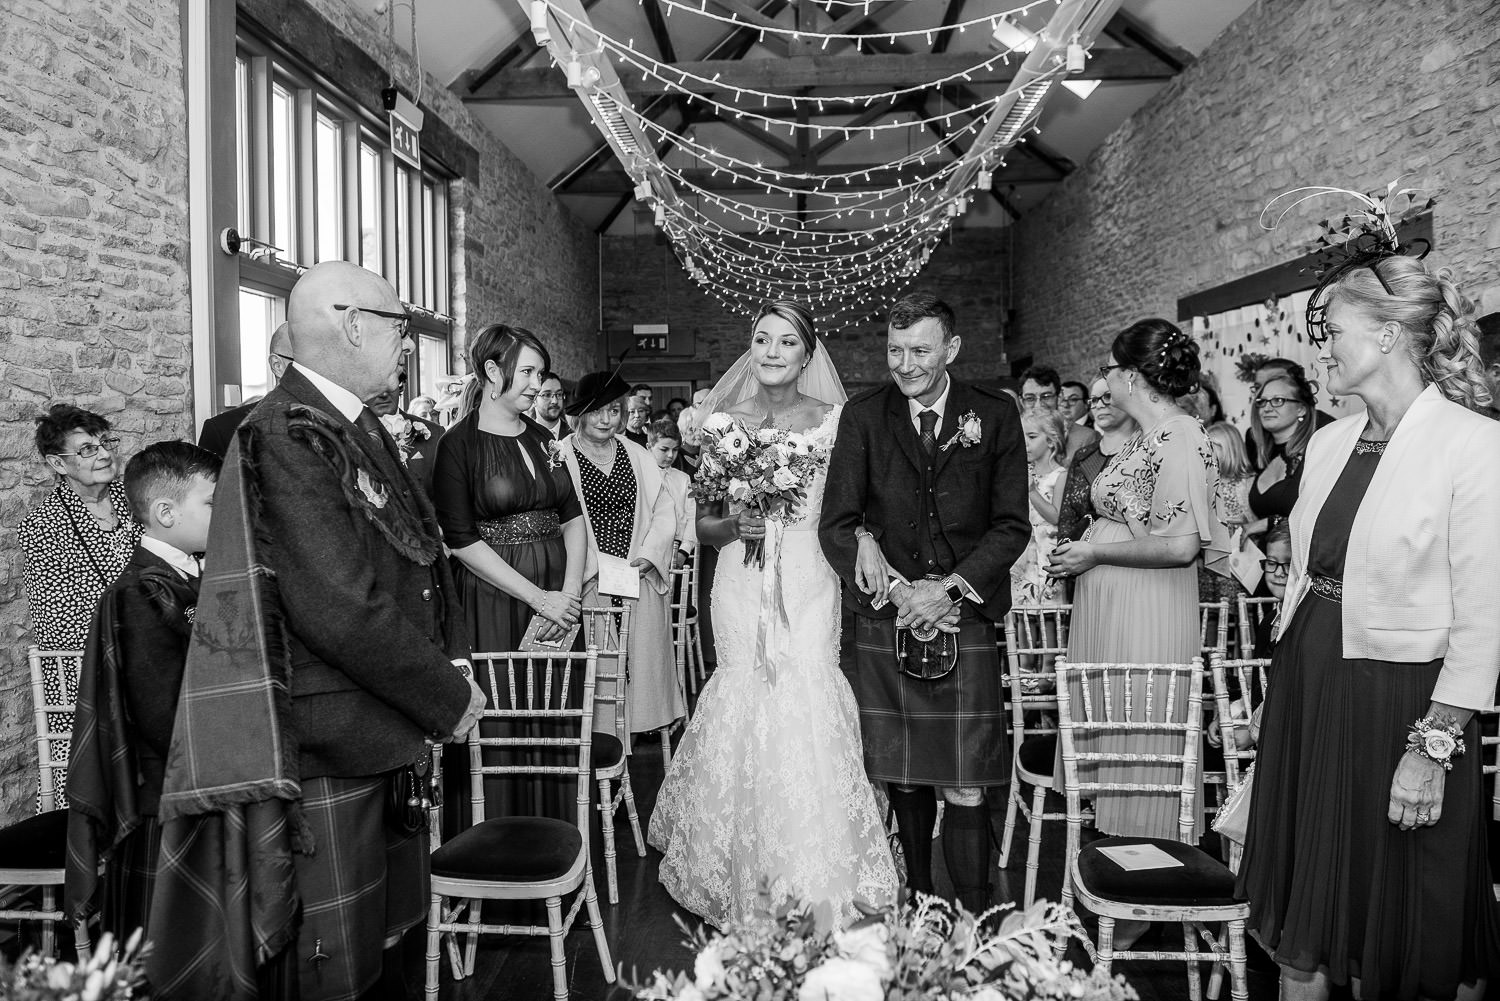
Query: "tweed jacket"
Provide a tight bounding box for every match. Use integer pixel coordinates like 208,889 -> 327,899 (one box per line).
819,378 -> 1031,622
1278,384 -> 1500,709
244,367 -> 473,777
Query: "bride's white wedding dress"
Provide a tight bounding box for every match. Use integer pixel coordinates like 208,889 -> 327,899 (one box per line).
647,405 -> 899,930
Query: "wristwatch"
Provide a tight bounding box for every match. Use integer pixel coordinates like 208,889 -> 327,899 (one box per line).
451,658 -> 474,679
941,575 -> 967,605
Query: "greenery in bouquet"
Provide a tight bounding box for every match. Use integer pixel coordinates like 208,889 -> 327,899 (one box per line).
627,892 -> 1136,1001
1,930 -> 150,1001
690,413 -> 830,567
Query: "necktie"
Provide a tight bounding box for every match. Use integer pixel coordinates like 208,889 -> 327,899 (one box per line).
355,406 -> 385,442
919,409 -> 939,457
356,407 -> 404,476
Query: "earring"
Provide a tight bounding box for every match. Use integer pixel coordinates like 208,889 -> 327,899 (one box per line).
1297,413 -> 1306,423
1128,375 -> 1136,396
489,390 -> 497,400
1380,344 -> 1392,354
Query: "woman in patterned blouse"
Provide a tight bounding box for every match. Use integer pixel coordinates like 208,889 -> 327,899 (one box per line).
17,404 -> 141,809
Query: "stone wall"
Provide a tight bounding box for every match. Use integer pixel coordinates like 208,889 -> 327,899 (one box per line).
1009,0 -> 1500,378
600,227 -> 1013,393
0,0 -> 194,818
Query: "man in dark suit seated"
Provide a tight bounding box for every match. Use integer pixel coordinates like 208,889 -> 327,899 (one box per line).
148,261 -> 485,1001
197,322 -> 294,457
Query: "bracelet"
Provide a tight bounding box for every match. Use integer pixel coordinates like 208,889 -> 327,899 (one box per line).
855,528 -> 873,541
1406,715 -> 1465,771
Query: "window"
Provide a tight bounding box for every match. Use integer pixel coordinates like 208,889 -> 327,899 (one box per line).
229,30 -> 456,414
315,112 -> 342,263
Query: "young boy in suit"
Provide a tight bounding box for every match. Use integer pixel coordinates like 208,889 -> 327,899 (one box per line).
65,441 -> 221,939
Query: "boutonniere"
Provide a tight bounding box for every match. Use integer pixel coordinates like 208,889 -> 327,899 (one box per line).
545,439 -> 565,470
381,414 -> 432,466
940,410 -> 982,451
356,468 -> 389,509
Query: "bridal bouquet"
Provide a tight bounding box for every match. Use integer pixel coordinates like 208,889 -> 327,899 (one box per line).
691,413 -> 830,568
628,894 -> 1135,1001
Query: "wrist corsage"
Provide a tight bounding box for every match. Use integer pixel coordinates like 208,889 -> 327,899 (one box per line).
1406,715 -> 1465,770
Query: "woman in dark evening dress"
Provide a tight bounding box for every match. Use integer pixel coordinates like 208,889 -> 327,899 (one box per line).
1238,251 -> 1500,1000
432,324 -> 585,826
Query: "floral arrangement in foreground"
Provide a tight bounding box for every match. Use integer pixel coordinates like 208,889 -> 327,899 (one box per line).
1,930 -> 149,1001
628,894 -> 1136,1001
690,413 -> 830,567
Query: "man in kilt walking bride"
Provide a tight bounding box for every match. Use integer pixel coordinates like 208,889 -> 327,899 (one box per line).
820,291 -> 1030,912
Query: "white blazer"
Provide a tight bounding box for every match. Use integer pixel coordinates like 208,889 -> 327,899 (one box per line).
1278,384 -> 1500,709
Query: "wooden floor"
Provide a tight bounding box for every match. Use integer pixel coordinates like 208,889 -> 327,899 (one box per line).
407,716 -> 1291,1001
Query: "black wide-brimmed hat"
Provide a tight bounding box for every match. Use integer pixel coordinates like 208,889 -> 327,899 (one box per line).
565,370 -> 633,418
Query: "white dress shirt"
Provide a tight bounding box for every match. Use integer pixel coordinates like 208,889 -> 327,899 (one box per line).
907,374 -> 952,436
141,535 -> 200,579
293,362 -> 366,422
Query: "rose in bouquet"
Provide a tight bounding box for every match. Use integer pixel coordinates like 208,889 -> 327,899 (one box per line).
626,890 -> 1136,1001
691,413 -> 830,568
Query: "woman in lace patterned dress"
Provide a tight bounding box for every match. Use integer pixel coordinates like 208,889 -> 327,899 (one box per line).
1046,319 -> 1230,844
648,302 -> 898,931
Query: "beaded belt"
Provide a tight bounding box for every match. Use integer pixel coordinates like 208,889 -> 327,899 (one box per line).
1308,574 -> 1342,602
477,510 -> 562,546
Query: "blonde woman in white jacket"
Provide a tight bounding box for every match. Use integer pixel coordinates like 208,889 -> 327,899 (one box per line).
1238,254 -> 1500,1001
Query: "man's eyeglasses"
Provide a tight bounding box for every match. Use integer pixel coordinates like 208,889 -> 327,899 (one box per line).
1059,394 -> 1085,406
52,434 -> 122,459
1260,559 -> 1291,577
536,391 -> 567,401
1255,396 -> 1294,410
1020,391 -> 1057,406
333,303 -> 410,337
1088,394 -> 1113,408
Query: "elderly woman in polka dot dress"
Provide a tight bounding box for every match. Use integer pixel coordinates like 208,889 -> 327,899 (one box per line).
558,371 -> 684,744
17,404 -> 142,807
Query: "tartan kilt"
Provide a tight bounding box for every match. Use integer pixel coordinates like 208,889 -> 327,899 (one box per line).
848,614 -> 1009,788
293,774 -> 427,1001
102,816 -> 163,942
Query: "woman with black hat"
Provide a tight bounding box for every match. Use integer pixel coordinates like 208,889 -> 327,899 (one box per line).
431,323 -> 586,825
558,370 -> 684,746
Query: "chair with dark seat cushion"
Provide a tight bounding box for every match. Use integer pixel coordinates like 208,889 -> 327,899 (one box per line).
997,605 -> 1094,908
0,648 -> 91,959
582,604 -> 644,904
1056,657 -> 1250,1001
425,648 -> 613,1001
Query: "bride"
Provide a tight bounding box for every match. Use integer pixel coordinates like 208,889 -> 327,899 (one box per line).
647,300 -> 899,931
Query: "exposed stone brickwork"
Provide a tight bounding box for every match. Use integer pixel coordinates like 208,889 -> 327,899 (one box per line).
0,0 -> 599,821
1009,0 -> 1500,379
600,228 -> 1013,393
0,0 -> 193,819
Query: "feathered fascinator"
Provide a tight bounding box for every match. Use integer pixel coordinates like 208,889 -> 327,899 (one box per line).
1259,180 -> 1434,345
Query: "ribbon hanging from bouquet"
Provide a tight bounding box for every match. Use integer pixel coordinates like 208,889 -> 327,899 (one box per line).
752,516 -> 793,686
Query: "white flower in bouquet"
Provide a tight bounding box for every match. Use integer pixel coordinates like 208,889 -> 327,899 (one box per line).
784,432 -> 811,457
702,411 -> 736,435
796,957 -> 884,1001
831,923 -> 891,979
755,426 -> 782,444
693,942 -> 729,990
772,466 -> 800,491
721,428 -> 750,457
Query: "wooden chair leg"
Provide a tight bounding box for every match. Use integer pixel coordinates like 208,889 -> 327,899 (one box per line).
583,862 -> 616,981
464,898 -> 481,976
691,623 -> 706,685
546,896 -> 568,1001
1183,922 -> 1202,1001
424,893 -> 442,1000
998,774 -> 1020,866
40,887 -> 55,958
1023,782 -> 1048,908
1096,916 -> 1115,977
621,771 -> 647,857
660,726 -> 672,767
72,919 -> 91,963
598,776 -> 620,904
1227,919 -> 1249,1001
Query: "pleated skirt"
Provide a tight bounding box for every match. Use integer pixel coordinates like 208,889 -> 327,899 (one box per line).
1237,590 -> 1500,999
1062,518 -> 1203,841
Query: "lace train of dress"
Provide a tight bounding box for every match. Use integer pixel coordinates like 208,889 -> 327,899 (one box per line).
647,406 -> 899,931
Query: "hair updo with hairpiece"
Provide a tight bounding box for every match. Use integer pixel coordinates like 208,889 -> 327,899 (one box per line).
1111,318 -> 1201,398
1326,256 -> 1492,410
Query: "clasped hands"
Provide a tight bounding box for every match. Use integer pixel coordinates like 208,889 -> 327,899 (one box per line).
854,535 -> 959,633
